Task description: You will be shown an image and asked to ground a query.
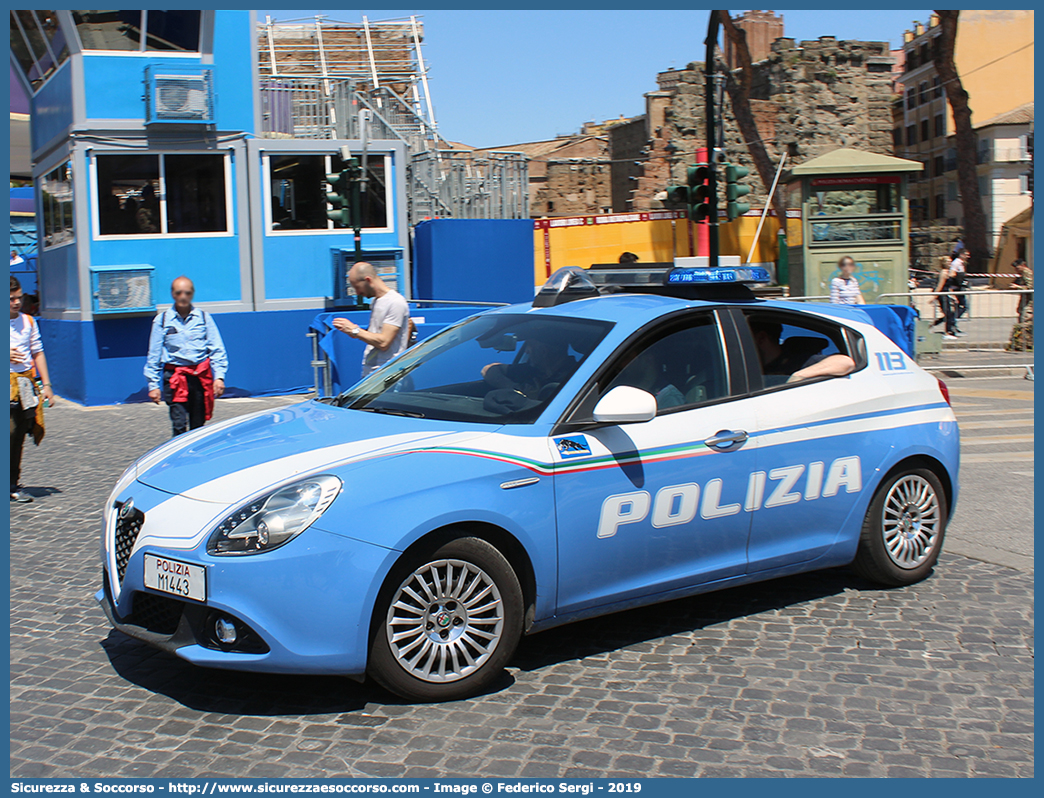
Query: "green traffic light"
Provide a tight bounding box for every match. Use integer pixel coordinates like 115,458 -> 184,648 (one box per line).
727,201 -> 751,221
725,164 -> 749,182
666,185 -> 690,205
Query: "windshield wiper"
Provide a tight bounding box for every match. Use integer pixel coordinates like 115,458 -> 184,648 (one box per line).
355,407 -> 426,418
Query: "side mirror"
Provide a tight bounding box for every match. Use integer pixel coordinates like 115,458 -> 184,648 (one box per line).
592,386 -> 657,424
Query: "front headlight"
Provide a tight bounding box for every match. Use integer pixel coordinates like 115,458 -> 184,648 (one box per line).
207,475 -> 342,556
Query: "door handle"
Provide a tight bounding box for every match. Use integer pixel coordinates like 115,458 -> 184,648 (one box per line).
704,429 -> 748,450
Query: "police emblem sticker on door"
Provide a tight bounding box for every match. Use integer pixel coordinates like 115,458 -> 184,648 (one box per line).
553,435 -> 592,459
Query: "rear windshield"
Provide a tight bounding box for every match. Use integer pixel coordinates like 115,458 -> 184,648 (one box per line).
338,314 -> 614,424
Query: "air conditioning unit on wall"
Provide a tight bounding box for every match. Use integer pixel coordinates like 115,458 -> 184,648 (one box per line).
331,248 -> 404,306
91,265 -> 156,315
145,67 -> 214,125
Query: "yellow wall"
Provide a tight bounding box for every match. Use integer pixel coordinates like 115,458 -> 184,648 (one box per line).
533,213 -> 783,284
957,10 -> 1034,125
720,215 -> 783,265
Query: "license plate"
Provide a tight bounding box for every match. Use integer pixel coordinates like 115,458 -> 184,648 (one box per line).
143,554 -> 206,602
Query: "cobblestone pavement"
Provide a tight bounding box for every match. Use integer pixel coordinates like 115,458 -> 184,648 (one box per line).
10,397 -> 1034,779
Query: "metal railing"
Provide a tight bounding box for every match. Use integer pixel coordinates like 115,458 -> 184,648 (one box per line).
878,288 -> 1033,354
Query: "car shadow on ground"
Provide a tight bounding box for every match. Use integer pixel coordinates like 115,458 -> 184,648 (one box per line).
98,565 -> 901,716
99,633 -> 516,715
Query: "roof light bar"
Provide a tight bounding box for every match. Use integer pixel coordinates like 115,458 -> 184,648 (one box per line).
665,266 -> 771,285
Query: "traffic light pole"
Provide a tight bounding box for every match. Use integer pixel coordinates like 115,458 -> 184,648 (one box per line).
705,10 -> 720,268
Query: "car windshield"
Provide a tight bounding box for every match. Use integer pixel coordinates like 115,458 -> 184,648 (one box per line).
337,314 -> 614,424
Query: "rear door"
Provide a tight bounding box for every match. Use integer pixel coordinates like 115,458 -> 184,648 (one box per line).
730,307 -> 891,572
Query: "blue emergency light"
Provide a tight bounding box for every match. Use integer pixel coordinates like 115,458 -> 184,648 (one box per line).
666,266 -> 772,285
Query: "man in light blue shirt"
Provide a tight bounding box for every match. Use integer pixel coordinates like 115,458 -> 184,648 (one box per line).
145,276 -> 228,436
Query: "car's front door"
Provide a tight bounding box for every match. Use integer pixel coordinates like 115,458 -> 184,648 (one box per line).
551,311 -> 758,616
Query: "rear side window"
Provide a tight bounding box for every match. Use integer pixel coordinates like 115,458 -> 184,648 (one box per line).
742,310 -> 856,390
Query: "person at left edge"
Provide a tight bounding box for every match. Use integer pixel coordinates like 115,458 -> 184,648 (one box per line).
332,261 -> 410,378
145,276 -> 228,437
10,275 -> 53,503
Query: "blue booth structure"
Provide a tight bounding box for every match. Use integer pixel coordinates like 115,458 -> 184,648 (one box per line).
11,10 -> 410,404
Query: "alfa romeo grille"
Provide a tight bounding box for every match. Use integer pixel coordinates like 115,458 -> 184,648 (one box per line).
130,592 -> 183,636
113,500 -> 145,583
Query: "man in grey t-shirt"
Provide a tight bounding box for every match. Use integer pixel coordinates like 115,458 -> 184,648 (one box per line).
332,262 -> 411,377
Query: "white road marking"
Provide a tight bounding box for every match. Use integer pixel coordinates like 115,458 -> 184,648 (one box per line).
959,434 -> 1034,445
958,418 -> 1034,430
962,451 -> 1034,463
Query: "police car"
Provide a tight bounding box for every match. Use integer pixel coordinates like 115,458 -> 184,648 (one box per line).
97,266 -> 959,702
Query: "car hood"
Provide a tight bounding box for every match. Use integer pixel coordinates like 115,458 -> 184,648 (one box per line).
135,401 -> 497,503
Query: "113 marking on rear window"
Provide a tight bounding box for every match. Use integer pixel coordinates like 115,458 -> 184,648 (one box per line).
875,351 -> 907,371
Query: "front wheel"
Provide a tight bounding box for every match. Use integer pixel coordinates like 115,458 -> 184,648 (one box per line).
368,536 -> 523,702
852,467 -> 948,586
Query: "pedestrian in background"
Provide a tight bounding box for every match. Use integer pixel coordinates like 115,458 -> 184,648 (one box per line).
332,262 -> 411,378
949,248 -> 970,323
10,275 -> 53,503
618,252 -> 639,264
1012,259 -> 1033,322
145,276 -> 228,437
830,256 -> 865,305
931,261 -> 963,339
1007,259 -> 1033,352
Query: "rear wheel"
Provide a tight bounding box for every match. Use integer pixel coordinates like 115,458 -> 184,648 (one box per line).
852,467 -> 947,586
368,536 -> 523,702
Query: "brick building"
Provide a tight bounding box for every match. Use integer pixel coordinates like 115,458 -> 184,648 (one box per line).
723,10 -> 784,68
471,125 -> 622,218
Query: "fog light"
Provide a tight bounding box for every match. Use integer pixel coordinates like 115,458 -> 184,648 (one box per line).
214,617 -> 238,644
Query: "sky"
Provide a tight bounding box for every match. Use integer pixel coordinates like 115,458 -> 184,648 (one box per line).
259,8 -> 933,148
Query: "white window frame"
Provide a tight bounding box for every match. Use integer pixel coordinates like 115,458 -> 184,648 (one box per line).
39,160 -> 76,251
89,150 -> 234,241
74,10 -> 201,55
264,152 -> 394,236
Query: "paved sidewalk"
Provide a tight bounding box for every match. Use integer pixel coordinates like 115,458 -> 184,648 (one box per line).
9,397 -> 1035,779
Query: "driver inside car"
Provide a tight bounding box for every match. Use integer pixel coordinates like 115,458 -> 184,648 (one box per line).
481,331 -> 575,401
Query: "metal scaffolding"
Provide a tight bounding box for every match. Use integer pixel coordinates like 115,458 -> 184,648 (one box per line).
256,15 -> 529,223
410,150 -> 530,221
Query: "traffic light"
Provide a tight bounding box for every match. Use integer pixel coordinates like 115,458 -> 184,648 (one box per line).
724,163 -> 751,221
667,164 -> 714,223
326,170 -> 351,226
689,164 -> 712,222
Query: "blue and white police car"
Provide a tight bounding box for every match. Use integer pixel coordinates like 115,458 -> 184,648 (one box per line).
98,266 -> 959,701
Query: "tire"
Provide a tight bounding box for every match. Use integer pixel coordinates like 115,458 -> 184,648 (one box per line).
852,467 -> 948,586
368,536 -> 523,702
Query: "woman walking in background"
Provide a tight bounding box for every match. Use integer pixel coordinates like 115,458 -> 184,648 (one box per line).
830,256 -> 865,305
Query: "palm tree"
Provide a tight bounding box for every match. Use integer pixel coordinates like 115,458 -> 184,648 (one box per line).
934,10 -> 989,272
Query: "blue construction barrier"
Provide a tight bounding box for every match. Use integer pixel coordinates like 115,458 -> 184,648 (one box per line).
862,304 -> 918,359
40,308 -> 320,406
413,219 -> 536,304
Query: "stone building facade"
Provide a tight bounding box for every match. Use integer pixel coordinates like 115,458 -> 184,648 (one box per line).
533,160 -> 612,217
612,36 -> 897,212
472,127 -> 620,218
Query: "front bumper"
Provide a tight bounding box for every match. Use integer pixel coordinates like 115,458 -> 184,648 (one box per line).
98,522 -> 399,676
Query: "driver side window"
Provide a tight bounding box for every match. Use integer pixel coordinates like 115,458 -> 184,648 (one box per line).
604,315 -> 730,414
